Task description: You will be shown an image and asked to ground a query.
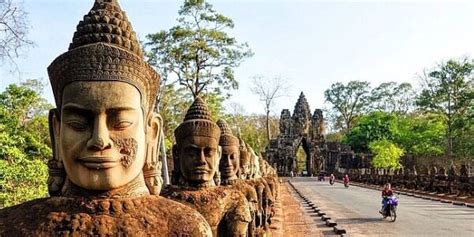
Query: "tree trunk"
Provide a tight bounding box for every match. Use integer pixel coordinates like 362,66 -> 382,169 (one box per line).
266,109 -> 271,141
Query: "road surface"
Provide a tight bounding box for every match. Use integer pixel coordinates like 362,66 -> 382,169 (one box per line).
291,177 -> 474,237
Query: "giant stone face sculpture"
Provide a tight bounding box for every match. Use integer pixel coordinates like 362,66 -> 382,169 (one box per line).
0,1 -> 212,236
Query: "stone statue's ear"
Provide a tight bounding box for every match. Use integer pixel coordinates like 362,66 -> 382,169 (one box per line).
217,146 -> 222,166
143,113 -> 163,195
146,113 -> 162,142
47,109 -> 66,196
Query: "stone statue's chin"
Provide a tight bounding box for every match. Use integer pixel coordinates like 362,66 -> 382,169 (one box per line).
67,160 -> 141,191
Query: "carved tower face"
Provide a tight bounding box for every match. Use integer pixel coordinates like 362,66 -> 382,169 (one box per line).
55,81 -> 152,190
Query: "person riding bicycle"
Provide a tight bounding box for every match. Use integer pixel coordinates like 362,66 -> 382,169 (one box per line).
380,183 -> 394,214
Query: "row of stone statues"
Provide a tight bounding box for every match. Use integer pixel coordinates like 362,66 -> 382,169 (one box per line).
162,97 -> 279,236
0,0 -> 278,236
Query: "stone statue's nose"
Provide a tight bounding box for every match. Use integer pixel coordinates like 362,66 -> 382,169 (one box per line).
87,117 -> 112,151
87,137 -> 112,151
196,149 -> 207,165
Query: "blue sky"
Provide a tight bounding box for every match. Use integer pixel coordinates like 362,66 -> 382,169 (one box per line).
1,0 -> 473,116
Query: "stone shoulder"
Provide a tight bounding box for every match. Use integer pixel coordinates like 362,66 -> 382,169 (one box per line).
0,196 -> 212,237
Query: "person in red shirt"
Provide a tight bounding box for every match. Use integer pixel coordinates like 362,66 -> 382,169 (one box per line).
380,183 -> 394,214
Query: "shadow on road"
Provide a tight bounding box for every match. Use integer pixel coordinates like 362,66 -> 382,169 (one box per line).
336,217 -> 384,225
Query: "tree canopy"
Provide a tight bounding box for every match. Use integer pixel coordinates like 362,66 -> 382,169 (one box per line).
145,0 -> 253,99
324,81 -> 371,132
416,58 -> 474,159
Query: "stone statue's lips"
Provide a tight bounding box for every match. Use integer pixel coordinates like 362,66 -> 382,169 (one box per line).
191,168 -> 211,174
77,156 -> 120,169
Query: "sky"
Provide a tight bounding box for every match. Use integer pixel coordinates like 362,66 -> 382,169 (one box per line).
1,0 -> 473,117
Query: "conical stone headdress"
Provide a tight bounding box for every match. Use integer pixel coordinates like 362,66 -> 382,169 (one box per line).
174,97 -> 221,142
217,119 -> 239,146
48,0 -> 159,113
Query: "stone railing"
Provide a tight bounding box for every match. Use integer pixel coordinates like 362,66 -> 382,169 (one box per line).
338,168 -> 473,200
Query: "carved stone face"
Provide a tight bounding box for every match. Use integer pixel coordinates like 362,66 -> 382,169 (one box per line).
239,149 -> 251,179
55,81 -> 147,190
219,145 -> 240,179
176,136 -> 219,185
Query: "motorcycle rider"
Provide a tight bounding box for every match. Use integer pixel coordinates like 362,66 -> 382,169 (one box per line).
343,174 -> 349,187
329,173 -> 335,185
380,183 -> 394,214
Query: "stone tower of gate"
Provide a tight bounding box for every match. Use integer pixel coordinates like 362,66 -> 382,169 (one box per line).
265,92 -> 326,176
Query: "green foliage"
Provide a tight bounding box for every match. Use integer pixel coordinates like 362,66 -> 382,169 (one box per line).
392,113 -> 445,157
145,0 -> 253,98
369,139 -> 404,169
416,58 -> 474,158
223,113 -> 278,154
343,111 -> 397,152
0,156 -> 48,207
0,80 -> 51,207
344,111 -> 447,159
324,80 -> 371,132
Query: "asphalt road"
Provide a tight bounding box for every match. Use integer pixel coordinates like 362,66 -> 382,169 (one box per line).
291,177 -> 474,237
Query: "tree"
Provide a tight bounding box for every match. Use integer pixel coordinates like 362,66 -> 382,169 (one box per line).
416,58 -> 474,159
370,82 -> 414,114
369,139 -> 404,169
250,75 -> 288,140
223,112 -> 279,153
0,0 -> 33,68
344,111 -> 447,158
0,81 -> 52,207
343,111 -> 397,152
392,113 -> 445,157
145,0 -> 253,99
324,81 -> 371,132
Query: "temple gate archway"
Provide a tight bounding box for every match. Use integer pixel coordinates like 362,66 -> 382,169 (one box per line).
265,92 -> 326,176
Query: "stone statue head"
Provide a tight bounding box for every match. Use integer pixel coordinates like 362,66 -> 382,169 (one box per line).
248,146 -> 261,178
172,97 -> 221,187
47,0 -> 162,196
259,157 -> 268,176
217,119 -> 240,182
238,138 -> 251,179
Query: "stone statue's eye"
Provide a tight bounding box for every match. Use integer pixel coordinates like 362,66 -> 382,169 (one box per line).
113,121 -> 132,130
66,121 -> 88,131
204,147 -> 215,156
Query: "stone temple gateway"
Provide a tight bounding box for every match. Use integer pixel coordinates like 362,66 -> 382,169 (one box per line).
265,92 -> 326,176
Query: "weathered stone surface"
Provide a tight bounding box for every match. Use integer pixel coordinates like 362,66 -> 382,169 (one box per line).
0,196 -> 211,236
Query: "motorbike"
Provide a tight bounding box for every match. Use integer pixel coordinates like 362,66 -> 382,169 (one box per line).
329,178 -> 335,185
344,182 -> 349,188
381,196 -> 398,222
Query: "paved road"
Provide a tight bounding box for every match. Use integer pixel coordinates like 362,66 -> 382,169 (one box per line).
291,177 -> 474,237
